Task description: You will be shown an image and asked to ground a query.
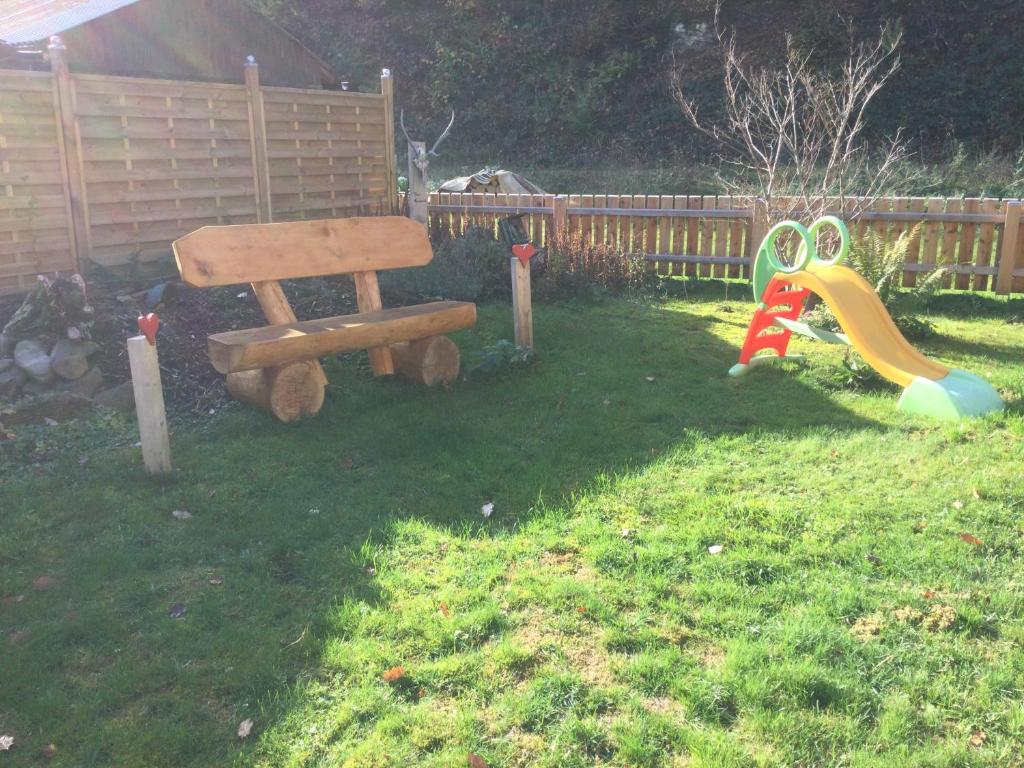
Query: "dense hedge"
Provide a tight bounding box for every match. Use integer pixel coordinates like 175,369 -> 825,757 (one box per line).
249,0 -> 1024,163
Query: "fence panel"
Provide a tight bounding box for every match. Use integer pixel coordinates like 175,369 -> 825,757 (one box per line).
262,86 -> 390,222
425,192 -> 1024,296
0,70 -> 76,293
0,63 -> 397,292
71,74 -> 258,267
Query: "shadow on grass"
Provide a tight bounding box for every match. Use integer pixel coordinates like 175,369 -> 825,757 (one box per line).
0,296 -> 884,766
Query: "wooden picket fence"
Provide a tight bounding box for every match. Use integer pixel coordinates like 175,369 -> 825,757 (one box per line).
0,39 -> 397,295
427,192 -> 1024,295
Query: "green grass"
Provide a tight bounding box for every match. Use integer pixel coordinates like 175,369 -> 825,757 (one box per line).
2,285 -> 1024,767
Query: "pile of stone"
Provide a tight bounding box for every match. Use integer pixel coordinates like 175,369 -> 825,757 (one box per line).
1,336 -> 104,399
0,275 -> 128,412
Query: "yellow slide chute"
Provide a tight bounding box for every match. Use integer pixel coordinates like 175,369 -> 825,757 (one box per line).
785,261 -> 948,388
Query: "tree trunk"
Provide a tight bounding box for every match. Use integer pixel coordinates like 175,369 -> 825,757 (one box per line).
390,335 -> 460,387
225,361 -> 325,422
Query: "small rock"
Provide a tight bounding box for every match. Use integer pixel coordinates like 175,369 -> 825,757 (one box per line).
50,339 -> 90,380
171,509 -> 192,520
93,381 -> 134,411
62,366 -> 103,398
708,544 -> 724,555
14,340 -> 53,383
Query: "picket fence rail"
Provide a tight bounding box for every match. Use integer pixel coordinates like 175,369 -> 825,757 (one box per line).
426,192 -> 1024,295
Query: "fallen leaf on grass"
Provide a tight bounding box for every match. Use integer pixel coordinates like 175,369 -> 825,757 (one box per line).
209,577 -> 223,586
922,589 -> 936,599
969,730 -> 987,747
382,666 -> 405,682
708,545 -> 723,555
171,509 -> 192,520
0,735 -> 12,751
41,744 -> 57,758
972,488 -> 981,500
237,719 -> 254,739
960,532 -> 983,547
439,602 -> 450,618
341,457 -> 355,469
33,575 -> 56,590
169,602 -> 187,619
467,754 -> 489,768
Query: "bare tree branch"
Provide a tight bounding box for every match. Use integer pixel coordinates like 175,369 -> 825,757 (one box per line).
669,9 -> 908,226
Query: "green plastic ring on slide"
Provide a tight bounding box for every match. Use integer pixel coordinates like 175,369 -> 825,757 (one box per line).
752,221 -> 813,304
806,216 -> 850,267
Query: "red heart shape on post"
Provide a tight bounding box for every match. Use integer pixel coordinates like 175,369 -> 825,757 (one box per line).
512,243 -> 536,266
138,313 -> 160,345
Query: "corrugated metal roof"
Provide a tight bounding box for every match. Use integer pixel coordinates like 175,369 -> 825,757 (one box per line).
0,0 -> 141,45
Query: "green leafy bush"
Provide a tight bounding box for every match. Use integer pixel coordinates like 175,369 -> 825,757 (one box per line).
380,226 -> 508,303
464,340 -> 535,379
537,231 -> 653,301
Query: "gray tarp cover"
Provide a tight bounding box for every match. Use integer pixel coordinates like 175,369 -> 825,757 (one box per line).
437,168 -> 546,195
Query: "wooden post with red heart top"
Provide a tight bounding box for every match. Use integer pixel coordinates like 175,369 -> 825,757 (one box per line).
510,242 -> 536,349
127,313 -> 172,475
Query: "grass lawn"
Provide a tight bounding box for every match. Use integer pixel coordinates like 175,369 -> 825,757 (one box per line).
2,285 -> 1024,767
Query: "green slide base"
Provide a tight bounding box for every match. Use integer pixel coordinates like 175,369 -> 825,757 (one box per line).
899,369 -> 1005,420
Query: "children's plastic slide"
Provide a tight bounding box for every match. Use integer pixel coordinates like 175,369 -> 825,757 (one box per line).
730,217 -> 1004,420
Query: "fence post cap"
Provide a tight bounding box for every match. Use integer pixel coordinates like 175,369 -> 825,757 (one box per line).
48,35 -> 65,51
381,68 -> 392,78
245,55 -> 257,67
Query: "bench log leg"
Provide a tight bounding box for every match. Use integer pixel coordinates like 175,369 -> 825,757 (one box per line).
390,335 -> 460,387
226,361 -> 325,422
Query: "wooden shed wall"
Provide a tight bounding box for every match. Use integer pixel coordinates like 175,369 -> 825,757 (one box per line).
61,0 -> 332,89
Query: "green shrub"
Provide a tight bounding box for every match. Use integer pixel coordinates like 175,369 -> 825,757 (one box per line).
536,231 -> 653,300
463,340 -> 535,379
380,226 -> 508,303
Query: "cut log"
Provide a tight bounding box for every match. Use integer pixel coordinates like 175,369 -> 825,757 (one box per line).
207,301 -> 476,374
225,361 -> 325,422
390,335 -> 460,386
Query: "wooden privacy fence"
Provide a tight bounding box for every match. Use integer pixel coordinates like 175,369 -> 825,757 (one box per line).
0,38 -> 398,294
427,193 -> 1024,295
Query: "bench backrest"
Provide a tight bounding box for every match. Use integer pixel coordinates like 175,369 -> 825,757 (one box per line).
172,216 -> 432,287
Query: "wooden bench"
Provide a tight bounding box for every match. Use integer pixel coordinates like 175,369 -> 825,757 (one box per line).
172,216 -> 477,421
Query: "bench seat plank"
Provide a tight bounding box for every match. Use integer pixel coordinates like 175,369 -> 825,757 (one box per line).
208,301 -> 477,374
